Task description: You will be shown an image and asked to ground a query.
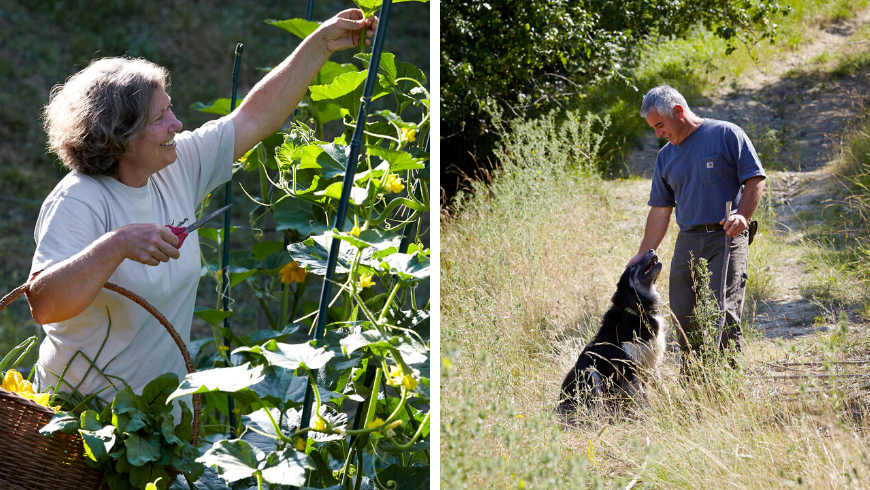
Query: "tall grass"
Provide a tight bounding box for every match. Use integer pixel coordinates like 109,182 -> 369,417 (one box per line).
442,91 -> 870,490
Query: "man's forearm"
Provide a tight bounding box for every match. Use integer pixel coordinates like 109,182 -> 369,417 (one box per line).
737,176 -> 765,220
639,207 -> 673,254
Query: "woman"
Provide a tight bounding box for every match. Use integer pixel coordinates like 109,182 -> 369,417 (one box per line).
27,10 -> 377,401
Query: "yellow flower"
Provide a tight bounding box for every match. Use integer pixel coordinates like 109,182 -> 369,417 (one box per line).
358,274 -> 375,289
402,127 -> 416,143
2,369 -> 31,395
350,225 -> 361,237
296,438 -> 306,451
401,374 -> 418,391
279,261 -> 307,285
2,369 -> 58,410
387,364 -> 403,387
385,174 -> 405,194
367,417 -> 384,429
586,438 -> 598,466
313,417 -> 326,431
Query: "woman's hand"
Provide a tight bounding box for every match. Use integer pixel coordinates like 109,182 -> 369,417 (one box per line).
319,9 -> 378,53
112,224 -> 181,266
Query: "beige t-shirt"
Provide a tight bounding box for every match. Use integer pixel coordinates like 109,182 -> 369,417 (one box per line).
31,117 -> 235,400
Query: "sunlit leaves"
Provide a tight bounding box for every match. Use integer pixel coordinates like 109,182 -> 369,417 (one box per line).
309,70 -> 390,118
168,363 -> 266,401
367,146 -> 426,172
378,251 -> 431,282
197,440 -> 314,486
265,18 -> 321,39
190,98 -> 244,116
234,340 -> 334,371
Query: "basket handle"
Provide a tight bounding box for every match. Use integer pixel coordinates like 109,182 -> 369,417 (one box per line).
0,282 -> 201,446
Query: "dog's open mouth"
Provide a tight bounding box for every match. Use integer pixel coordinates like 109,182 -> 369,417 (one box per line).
644,256 -> 658,275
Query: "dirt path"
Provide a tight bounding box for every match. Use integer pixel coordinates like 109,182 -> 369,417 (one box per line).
625,8 -> 870,339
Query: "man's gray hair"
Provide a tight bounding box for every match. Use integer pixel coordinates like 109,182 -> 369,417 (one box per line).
640,85 -> 689,118
43,57 -> 169,176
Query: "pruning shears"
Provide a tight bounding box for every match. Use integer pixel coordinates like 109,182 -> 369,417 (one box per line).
165,204 -> 232,248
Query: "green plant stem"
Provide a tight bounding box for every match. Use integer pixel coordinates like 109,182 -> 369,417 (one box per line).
302,365 -> 323,425
369,198 -> 427,227
280,279 -> 290,329
378,282 -> 402,323
258,400 -> 295,445
386,412 -> 430,449
256,472 -> 264,490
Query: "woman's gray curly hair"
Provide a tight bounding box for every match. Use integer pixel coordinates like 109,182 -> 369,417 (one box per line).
640,84 -> 690,119
43,57 -> 169,176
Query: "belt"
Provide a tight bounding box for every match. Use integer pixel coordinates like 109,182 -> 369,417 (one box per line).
685,223 -> 723,233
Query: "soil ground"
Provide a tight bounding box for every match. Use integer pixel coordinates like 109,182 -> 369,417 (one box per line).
624,7 -> 870,341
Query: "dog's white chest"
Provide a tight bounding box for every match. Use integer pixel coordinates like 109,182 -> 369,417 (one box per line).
621,313 -> 666,372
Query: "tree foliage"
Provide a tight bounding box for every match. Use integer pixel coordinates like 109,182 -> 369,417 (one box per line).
440,0 -> 791,202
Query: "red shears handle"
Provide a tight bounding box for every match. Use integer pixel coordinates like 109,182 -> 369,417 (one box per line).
165,225 -> 189,248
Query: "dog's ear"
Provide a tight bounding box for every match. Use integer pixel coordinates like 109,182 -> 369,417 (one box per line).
611,266 -> 633,307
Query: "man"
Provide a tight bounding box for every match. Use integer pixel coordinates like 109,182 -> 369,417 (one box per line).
626,85 -> 766,359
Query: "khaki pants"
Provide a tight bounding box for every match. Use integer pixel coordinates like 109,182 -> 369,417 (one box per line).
670,228 -> 750,353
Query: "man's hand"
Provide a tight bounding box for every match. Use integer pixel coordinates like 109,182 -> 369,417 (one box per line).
112,224 -> 181,266
625,253 -> 645,269
319,9 -> 378,53
720,213 -> 748,238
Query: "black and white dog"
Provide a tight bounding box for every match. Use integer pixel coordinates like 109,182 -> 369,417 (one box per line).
557,250 -> 666,413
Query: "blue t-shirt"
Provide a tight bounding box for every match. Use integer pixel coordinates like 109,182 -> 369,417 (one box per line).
648,119 -> 766,230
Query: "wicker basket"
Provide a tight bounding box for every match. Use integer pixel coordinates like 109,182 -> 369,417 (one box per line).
0,282 -> 201,490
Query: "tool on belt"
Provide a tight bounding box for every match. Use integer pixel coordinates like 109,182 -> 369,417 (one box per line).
165,204 -> 232,248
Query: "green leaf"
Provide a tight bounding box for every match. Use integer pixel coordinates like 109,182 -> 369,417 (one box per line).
309,70 -> 390,117
317,61 -> 357,86
367,146 -> 426,172
378,251 -> 431,282
234,340 -> 334,371
190,98 -> 244,116
129,462 -> 169,490
325,227 -> 404,252
272,196 -> 331,236
300,143 -> 349,179
340,330 -> 428,359
159,413 -> 183,446
113,410 -> 148,434
79,425 -> 116,462
316,181 -> 370,205
39,411 -> 81,435
141,372 -> 179,410
355,52 -> 398,86
260,449 -> 314,486
125,432 -> 162,466
80,410 -> 103,431
171,443 -> 204,476
287,233 -> 375,276
252,240 -> 285,262
230,269 -> 258,287
113,387 -> 143,415
264,18 -> 321,39
193,309 -> 234,327
270,193 -> 357,236
168,363 -> 266,401
373,463 -> 429,489
175,400 -> 194,442
196,439 -> 264,483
